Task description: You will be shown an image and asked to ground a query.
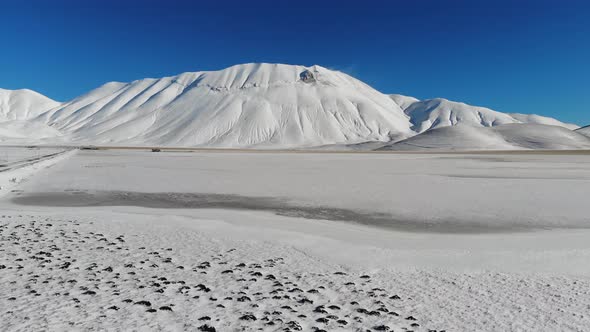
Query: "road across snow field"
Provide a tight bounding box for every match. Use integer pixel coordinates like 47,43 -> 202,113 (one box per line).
0,147 -> 73,197
0,147 -> 65,165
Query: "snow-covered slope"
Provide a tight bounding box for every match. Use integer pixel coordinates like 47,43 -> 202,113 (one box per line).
390,94 -> 578,133
0,121 -> 63,143
0,88 -> 60,122
493,124 -> 590,149
378,124 -> 590,151
389,94 -> 419,110
36,63 -> 413,147
508,113 -> 579,130
576,125 -> 590,137
401,97 -> 517,133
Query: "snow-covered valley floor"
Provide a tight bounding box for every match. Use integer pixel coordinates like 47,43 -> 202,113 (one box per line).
1,148 -> 590,331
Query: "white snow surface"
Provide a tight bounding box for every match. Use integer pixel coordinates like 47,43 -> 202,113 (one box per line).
12,149 -> 590,236
0,64 -> 583,150
1,149 -> 590,331
380,123 -> 590,151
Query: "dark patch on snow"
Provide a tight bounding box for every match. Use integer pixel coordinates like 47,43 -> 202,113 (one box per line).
12,191 -> 533,234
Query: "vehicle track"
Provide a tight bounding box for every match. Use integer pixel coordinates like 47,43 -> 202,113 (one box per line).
0,151 -> 70,173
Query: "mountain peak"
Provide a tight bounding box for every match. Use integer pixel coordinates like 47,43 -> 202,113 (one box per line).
170,63 -> 356,91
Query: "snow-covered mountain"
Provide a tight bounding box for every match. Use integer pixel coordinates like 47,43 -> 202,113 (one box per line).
378,124 -> 590,151
0,63 -> 585,149
0,88 -> 60,122
35,63 -> 413,147
390,94 -> 578,133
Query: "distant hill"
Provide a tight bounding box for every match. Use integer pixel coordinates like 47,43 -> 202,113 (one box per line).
378,124 -> 590,151
0,88 -> 60,122
390,94 -> 578,133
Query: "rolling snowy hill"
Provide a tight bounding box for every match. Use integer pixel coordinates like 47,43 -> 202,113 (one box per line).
378,124 -> 590,151
390,94 -> 578,133
0,88 -> 60,122
0,63 -> 585,150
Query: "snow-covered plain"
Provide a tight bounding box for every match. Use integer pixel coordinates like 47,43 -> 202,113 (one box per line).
1,147 -> 590,331
13,149 -> 590,231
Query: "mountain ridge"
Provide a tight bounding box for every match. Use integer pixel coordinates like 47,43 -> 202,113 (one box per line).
389,94 -> 578,132
576,125 -> 590,137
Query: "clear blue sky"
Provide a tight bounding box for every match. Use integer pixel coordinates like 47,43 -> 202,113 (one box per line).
1,0 -> 588,125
